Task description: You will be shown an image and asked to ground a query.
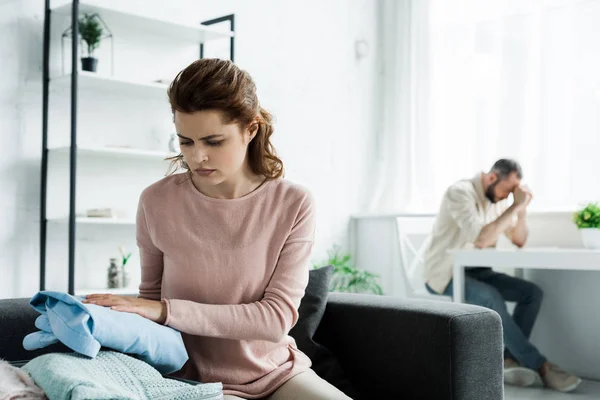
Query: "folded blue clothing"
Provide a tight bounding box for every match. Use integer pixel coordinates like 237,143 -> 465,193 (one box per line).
23,291 -> 188,374
34,313 -> 53,332
25,317 -> 61,348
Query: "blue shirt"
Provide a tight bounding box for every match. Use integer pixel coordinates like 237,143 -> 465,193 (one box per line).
23,291 -> 188,374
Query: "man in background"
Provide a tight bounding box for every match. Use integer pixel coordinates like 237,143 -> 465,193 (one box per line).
423,159 -> 581,393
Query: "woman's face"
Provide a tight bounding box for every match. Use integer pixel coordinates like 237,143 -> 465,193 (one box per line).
175,110 -> 255,185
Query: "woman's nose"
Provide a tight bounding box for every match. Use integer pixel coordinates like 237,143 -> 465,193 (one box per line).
192,147 -> 208,163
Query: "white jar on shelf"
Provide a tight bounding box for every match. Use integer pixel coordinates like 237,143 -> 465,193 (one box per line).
107,258 -> 122,289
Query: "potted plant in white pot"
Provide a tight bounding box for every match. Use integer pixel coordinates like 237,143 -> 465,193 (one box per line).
573,203 -> 600,249
79,13 -> 103,72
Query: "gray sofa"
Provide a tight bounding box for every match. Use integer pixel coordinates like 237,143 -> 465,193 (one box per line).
0,293 -> 503,399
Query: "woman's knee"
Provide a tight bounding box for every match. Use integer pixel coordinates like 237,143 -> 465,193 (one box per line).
266,369 -> 351,400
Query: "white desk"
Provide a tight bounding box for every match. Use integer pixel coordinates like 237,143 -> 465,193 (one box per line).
450,248 -> 600,303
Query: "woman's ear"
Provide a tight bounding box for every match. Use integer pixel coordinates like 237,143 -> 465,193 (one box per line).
247,120 -> 259,142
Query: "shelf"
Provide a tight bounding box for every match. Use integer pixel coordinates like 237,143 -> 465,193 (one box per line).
51,71 -> 169,97
40,3 -> 234,301
76,287 -> 138,296
49,145 -> 175,161
51,1 -> 234,43
48,217 -> 136,225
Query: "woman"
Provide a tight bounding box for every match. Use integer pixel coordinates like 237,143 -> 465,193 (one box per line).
83,59 -> 350,400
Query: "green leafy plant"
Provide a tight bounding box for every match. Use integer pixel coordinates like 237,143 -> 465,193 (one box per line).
314,244 -> 383,295
573,203 -> 600,229
78,13 -> 103,57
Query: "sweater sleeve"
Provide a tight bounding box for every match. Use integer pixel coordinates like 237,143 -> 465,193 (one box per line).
163,193 -> 316,343
136,192 -> 164,301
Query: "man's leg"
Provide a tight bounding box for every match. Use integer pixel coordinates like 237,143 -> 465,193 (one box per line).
466,269 -> 583,391
428,272 -> 581,391
428,277 -> 540,387
467,268 -> 543,339
466,268 -> 543,363
445,275 -> 546,371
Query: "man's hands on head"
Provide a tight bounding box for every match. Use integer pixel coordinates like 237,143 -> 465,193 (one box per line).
513,185 -> 533,216
475,185 -> 532,249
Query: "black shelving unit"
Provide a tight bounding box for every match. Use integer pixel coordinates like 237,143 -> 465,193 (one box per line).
201,14 -> 235,62
40,0 -> 235,295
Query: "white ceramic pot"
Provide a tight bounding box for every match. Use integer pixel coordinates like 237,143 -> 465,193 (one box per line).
580,228 -> 600,249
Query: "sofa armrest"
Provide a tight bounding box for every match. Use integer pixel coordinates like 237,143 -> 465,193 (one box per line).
314,293 -> 503,400
0,298 -> 70,364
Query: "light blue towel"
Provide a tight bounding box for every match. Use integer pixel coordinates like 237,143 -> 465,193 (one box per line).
23,291 -> 188,374
22,351 -> 223,400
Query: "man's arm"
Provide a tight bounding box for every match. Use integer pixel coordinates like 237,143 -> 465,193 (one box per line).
474,204 -> 524,248
505,186 -> 532,247
475,186 -> 530,248
447,185 -> 528,249
507,209 -> 529,248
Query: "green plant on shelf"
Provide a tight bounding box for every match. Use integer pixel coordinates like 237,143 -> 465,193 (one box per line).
79,13 -> 103,57
314,244 -> 383,295
573,203 -> 600,229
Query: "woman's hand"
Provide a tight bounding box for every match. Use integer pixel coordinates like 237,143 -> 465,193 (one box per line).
82,294 -> 167,324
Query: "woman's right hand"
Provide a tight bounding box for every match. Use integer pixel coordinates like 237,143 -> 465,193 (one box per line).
83,294 -> 168,324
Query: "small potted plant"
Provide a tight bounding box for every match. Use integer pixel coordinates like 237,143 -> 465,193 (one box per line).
314,244 -> 383,295
119,245 -> 132,288
573,203 -> 600,249
78,13 -> 103,72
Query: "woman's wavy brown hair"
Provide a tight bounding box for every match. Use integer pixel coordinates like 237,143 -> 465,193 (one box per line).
166,58 -> 284,179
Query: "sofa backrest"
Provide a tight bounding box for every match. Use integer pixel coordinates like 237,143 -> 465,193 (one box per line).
0,298 -> 69,365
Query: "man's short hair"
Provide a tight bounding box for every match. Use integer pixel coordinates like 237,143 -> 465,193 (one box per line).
490,159 -> 523,180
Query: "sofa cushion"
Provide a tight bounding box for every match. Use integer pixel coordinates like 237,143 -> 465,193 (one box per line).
289,265 -> 333,357
0,298 -> 70,364
289,265 -> 360,399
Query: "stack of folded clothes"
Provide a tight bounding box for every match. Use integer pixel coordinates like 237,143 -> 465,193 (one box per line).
19,291 -> 223,400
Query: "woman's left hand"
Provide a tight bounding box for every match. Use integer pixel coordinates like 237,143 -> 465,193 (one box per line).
82,294 -> 167,324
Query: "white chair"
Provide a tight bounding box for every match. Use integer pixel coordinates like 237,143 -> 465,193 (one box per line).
395,216 -> 452,302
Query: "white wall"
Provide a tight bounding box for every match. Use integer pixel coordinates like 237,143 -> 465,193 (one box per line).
0,0 -> 379,298
352,212 -> 600,380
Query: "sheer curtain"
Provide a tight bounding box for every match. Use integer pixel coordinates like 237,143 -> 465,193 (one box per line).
372,0 -> 600,213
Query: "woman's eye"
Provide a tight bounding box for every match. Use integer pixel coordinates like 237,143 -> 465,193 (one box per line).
179,141 -> 193,146
206,141 -> 223,147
